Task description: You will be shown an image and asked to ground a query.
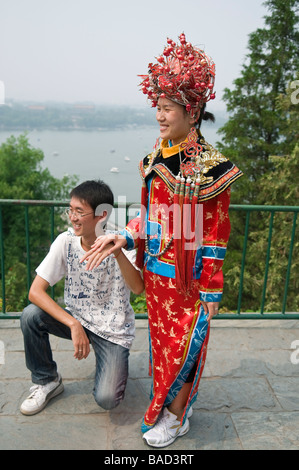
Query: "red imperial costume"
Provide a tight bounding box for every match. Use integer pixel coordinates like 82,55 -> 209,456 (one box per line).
119,33 -> 243,434
120,130 -> 242,431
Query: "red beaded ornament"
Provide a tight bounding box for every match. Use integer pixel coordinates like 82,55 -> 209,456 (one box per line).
139,33 -> 216,116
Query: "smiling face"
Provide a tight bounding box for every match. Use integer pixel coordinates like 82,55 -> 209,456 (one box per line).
68,197 -> 99,246
156,97 -> 196,146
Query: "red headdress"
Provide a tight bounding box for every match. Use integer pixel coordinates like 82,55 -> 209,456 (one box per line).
139,33 -> 216,117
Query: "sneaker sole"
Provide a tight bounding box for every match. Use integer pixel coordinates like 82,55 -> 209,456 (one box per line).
143,419 -> 190,448
20,382 -> 64,416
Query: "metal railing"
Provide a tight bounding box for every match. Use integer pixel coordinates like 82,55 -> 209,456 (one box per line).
226,205 -> 298,319
0,200 -> 298,320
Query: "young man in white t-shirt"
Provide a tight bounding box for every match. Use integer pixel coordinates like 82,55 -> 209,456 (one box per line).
20,180 -> 144,415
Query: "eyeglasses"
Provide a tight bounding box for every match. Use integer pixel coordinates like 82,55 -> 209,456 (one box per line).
65,208 -> 94,219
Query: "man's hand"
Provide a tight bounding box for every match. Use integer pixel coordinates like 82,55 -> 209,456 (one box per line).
70,320 -> 90,360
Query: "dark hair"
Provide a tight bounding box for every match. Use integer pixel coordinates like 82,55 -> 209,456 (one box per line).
196,103 -> 215,128
70,180 -> 114,212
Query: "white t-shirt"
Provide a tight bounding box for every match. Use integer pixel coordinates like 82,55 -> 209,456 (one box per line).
36,228 -> 136,349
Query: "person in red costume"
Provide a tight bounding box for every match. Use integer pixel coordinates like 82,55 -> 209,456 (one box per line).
81,33 -> 243,448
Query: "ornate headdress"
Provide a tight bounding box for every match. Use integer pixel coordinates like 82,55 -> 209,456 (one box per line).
139,33 -> 216,117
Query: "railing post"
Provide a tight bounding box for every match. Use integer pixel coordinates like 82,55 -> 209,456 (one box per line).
0,207 -> 6,313
282,212 -> 297,314
260,211 -> 274,314
24,206 -> 31,299
237,210 -> 250,314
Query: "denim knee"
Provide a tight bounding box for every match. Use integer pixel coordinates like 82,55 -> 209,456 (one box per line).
93,386 -> 125,410
20,303 -> 43,333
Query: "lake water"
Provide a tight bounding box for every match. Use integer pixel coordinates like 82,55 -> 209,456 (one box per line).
0,123 -> 221,203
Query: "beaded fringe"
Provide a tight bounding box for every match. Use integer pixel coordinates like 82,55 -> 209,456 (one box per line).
174,174 -> 201,295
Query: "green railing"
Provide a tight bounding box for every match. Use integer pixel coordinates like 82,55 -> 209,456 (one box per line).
226,205 -> 298,319
0,200 -> 298,320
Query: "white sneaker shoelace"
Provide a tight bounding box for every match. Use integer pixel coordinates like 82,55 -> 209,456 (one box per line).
27,385 -> 48,403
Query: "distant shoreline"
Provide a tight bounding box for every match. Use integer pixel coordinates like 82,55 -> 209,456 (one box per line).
0,100 -> 228,132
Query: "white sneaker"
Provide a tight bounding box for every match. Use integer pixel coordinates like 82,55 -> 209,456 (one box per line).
143,407 -> 190,448
20,374 -> 64,415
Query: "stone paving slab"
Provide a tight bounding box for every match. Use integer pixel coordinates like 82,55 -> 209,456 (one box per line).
1,318 -> 299,451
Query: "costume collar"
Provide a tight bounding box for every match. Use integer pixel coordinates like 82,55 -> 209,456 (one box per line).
160,139 -> 185,159
160,130 -> 204,159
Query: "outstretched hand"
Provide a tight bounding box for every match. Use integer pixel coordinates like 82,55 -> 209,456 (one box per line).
80,233 -> 127,270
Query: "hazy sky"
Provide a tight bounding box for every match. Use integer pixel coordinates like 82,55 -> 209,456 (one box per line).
1,0 -> 268,111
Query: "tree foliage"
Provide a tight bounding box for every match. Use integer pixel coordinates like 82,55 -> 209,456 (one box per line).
217,0 -> 299,204
0,134 -> 78,311
223,4 -> 299,311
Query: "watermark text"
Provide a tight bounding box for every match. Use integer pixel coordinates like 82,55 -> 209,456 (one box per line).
290,340 -> 299,364
95,199 -> 203,249
290,80 -> 299,105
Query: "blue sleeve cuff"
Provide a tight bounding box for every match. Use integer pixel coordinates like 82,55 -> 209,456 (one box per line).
200,291 -> 223,303
119,228 -> 135,251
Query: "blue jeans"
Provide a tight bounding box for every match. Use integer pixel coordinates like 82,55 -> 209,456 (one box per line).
20,303 -> 129,410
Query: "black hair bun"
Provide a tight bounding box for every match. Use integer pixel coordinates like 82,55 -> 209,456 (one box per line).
203,111 -> 215,123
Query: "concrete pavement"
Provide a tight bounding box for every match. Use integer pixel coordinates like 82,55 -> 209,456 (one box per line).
1,317 -> 299,451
